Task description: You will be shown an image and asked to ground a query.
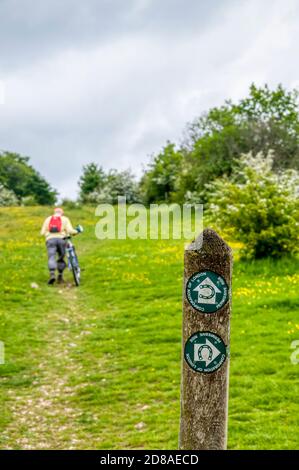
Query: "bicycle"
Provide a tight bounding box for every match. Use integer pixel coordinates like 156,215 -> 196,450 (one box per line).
64,235 -> 81,286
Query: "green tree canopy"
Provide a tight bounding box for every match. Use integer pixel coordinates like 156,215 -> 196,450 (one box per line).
140,142 -> 183,204
95,169 -> 140,204
0,151 -> 57,205
206,151 -> 299,259
78,163 -> 106,202
179,84 -> 299,200
78,164 -> 140,204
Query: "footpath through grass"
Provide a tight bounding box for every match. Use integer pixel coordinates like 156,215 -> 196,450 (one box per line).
0,206 -> 298,449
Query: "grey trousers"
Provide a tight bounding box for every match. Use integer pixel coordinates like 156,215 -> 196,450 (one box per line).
46,238 -> 66,274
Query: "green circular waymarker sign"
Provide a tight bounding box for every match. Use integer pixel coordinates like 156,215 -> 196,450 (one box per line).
184,331 -> 227,374
186,270 -> 229,314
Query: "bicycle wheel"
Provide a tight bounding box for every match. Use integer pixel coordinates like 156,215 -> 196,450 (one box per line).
69,254 -> 80,286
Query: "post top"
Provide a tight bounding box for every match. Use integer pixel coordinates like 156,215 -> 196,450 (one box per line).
186,228 -> 232,257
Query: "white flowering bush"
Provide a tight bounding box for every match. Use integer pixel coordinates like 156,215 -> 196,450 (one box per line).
206,152 -> 299,259
0,184 -> 19,206
85,170 -> 141,205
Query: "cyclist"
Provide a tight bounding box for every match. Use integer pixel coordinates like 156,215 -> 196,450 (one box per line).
41,207 -> 83,285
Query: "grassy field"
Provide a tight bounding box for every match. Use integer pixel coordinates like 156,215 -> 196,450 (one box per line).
0,206 -> 298,450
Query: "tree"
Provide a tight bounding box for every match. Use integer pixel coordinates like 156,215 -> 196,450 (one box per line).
205,151 -> 299,259
0,184 -> 19,207
0,151 -> 57,205
180,84 -> 299,200
26,173 -> 57,205
140,142 -> 183,204
78,163 -> 106,202
86,169 -> 140,204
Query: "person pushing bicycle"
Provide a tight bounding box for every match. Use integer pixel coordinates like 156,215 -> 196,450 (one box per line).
41,207 -> 83,285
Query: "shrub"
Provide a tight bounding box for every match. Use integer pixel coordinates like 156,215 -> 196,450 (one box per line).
0,184 -> 19,207
60,198 -> 82,210
21,195 -> 38,206
205,151 -> 299,259
85,169 -> 140,205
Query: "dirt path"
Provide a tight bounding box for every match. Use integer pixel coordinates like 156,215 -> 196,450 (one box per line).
3,285 -> 91,450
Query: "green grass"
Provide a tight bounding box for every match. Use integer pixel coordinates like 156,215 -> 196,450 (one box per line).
0,206 -> 298,449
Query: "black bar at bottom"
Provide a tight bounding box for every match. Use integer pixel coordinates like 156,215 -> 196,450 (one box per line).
0,450 -> 297,466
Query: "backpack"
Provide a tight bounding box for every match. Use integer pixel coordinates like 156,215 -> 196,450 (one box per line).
48,215 -> 62,233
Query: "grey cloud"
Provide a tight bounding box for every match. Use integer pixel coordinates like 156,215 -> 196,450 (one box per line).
0,0 -> 227,71
0,0 -> 299,198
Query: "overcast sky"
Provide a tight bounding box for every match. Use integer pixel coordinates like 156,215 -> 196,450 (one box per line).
0,0 -> 299,198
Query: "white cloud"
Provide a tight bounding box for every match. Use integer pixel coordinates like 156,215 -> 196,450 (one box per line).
0,81 -> 5,105
0,0 -> 298,198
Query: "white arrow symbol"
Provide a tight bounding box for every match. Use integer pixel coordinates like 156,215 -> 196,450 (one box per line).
194,338 -> 221,366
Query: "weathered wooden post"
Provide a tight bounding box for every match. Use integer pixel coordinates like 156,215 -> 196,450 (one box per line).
179,228 -> 233,450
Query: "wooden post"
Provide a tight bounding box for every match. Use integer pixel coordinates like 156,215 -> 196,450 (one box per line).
179,228 -> 233,450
